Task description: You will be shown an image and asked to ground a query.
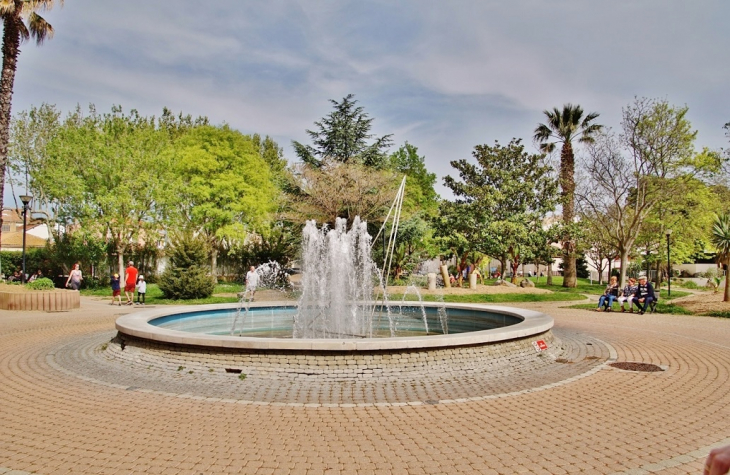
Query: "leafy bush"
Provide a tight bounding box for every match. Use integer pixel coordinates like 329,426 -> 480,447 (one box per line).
679,280 -> 700,289
26,277 -> 55,290
157,233 -> 215,300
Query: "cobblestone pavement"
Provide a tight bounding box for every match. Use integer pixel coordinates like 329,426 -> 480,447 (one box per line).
2,297 -> 730,474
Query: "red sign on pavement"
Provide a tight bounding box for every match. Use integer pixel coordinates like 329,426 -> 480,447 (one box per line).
532,340 -> 548,352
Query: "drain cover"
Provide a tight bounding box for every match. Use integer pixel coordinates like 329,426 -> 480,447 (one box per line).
609,362 -> 664,372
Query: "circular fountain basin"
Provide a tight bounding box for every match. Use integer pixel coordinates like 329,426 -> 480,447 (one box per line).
113,302 -> 555,380
117,301 -> 552,350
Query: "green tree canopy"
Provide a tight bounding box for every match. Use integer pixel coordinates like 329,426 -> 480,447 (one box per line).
8,102 -> 60,204
35,105 -> 174,274
388,142 -> 439,217
166,125 -> 278,275
438,138 -> 558,283
292,94 -> 392,169
534,103 -> 602,287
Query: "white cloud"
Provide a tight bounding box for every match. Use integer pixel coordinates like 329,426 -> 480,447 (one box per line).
7,0 -> 730,203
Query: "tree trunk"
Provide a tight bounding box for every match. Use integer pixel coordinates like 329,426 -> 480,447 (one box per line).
0,7 -> 22,252
510,260 -> 519,284
547,261 -> 553,286
618,250 -> 629,289
724,261 -> 730,303
118,251 -> 124,282
560,142 -> 577,288
211,248 -> 218,280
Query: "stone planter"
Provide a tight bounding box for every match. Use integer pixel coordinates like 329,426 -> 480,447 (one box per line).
0,289 -> 80,311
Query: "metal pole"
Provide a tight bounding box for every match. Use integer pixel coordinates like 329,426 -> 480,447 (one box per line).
19,195 -> 32,284
667,232 -> 671,297
21,203 -> 28,283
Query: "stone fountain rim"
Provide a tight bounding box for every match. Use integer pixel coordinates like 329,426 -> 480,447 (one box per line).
115,301 -> 553,351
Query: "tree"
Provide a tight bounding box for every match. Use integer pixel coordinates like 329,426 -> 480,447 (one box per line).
33,105 -> 175,276
439,139 -> 558,284
0,0 -> 61,249
8,103 -> 60,193
388,142 -> 439,217
158,232 -> 216,300
710,214 -> 730,302
577,98 -> 714,287
283,159 -> 398,228
166,125 -> 278,277
534,104 -> 602,287
382,142 -> 440,278
580,210 -> 617,284
635,176 -> 717,287
252,133 -> 288,184
292,94 -> 392,169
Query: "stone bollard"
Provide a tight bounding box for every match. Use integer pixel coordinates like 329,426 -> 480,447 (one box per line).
440,265 -> 451,288
427,273 -> 437,291
469,272 -> 478,289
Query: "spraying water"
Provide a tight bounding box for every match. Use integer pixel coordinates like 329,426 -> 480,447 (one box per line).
293,217 -> 390,339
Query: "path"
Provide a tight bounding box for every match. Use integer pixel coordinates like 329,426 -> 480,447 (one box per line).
1,297 -> 729,474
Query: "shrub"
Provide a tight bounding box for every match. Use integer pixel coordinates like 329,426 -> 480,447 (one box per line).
157,233 -> 215,300
26,277 -> 55,290
679,280 -> 700,290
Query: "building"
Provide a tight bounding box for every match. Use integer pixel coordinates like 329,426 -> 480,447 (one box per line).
0,209 -> 50,252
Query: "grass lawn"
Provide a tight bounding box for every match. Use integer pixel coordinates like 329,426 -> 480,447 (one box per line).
390,292 -> 587,304
81,282 -> 240,305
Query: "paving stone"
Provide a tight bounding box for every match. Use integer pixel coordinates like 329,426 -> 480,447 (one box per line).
1,297 -> 730,474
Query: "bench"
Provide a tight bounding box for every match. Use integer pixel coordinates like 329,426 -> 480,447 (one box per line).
601,290 -> 659,313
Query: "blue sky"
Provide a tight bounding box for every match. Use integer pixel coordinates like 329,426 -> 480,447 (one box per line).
7,0 -> 730,203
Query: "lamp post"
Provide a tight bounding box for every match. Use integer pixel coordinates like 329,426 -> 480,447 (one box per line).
666,229 -> 672,297
19,194 -> 33,284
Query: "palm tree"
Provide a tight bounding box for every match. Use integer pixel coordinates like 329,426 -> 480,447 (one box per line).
711,213 -> 730,302
534,104 -> 602,288
0,0 -> 61,247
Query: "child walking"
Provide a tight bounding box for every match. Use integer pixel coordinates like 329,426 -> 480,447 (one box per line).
136,275 -> 147,305
110,273 -> 122,306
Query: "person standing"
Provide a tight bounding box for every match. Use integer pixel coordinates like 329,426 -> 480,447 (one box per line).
65,263 -> 83,290
110,273 -> 122,306
124,261 -> 138,306
136,275 -> 147,306
245,266 -> 259,301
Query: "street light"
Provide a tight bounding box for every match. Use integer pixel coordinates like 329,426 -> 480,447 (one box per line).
19,194 -> 32,284
666,229 -> 673,297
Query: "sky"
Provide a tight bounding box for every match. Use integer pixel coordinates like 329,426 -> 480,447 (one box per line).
7,0 -> 730,204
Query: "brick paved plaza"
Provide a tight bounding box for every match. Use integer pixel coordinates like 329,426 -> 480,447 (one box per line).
1,296 -> 729,474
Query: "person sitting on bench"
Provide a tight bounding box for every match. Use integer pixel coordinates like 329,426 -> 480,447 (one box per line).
617,277 -> 637,312
596,276 -> 620,311
632,276 -> 655,315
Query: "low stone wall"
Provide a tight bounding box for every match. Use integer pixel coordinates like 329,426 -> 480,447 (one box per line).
109,330 -> 558,381
0,290 -> 80,311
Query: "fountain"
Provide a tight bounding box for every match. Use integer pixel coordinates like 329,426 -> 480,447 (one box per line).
295,217 -> 389,339
114,217 -> 556,381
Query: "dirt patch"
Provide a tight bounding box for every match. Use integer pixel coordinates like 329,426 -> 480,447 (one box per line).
672,291 -> 730,314
609,362 -> 664,372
